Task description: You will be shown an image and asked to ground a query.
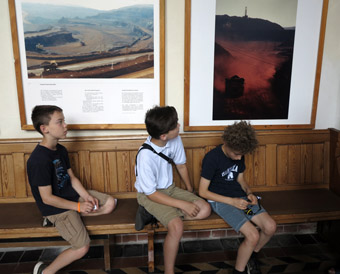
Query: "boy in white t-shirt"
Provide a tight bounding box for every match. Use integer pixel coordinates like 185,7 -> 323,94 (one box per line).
134,105 -> 211,274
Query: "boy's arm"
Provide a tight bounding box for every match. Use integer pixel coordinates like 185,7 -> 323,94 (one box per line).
175,164 -> 193,192
38,185 -> 95,213
67,168 -> 99,208
199,177 -> 249,210
147,190 -> 200,217
237,173 -> 258,205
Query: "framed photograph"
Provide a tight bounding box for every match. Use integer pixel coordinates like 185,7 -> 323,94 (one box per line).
184,0 -> 329,131
9,0 -> 165,130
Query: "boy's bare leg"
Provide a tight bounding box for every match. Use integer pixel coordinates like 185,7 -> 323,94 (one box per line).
164,217 -> 183,274
42,244 -> 89,274
251,212 -> 277,252
235,222 -> 259,271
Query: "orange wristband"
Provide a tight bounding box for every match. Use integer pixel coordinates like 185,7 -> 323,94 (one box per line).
77,202 -> 81,213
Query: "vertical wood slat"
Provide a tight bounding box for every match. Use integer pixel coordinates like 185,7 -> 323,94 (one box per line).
13,153 -> 27,198
288,145 -> 301,185
277,145 -> 288,185
24,154 -> 32,197
244,153 -> 253,186
324,141 -> 330,186
265,144 -> 277,187
90,152 -> 105,192
117,151 -> 131,192
0,156 -> 2,197
312,144 -> 324,184
78,151 -> 91,190
301,144 -> 313,184
185,149 -> 193,189
1,155 -> 15,197
192,148 -> 206,190
129,150 -> 138,192
104,152 -> 118,193
68,152 -> 80,179
253,146 -> 265,186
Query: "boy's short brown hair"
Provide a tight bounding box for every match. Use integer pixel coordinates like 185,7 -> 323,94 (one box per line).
31,105 -> 63,135
145,106 -> 178,139
222,121 -> 258,154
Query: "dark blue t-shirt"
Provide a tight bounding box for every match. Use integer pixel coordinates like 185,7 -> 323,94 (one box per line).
201,145 -> 246,198
27,144 -> 79,216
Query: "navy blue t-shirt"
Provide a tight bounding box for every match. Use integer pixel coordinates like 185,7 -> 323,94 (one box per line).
201,145 -> 246,198
27,144 -> 79,216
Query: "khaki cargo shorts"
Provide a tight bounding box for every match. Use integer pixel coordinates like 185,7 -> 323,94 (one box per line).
47,190 -> 110,249
137,184 -> 204,227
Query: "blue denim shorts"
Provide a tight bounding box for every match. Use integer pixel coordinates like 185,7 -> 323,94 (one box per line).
209,197 -> 266,232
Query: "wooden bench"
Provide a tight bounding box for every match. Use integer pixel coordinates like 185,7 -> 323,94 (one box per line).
1,128 -> 340,272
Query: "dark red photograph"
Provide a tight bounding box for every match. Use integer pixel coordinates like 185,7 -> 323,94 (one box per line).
213,0 -> 298,120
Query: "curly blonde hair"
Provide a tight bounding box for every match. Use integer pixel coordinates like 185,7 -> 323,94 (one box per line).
222,121 -> 258,154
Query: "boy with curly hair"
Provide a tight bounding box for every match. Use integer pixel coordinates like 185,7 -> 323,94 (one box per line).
199,121 -> 276,274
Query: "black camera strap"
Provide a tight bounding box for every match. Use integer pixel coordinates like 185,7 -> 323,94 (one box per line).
135,143 -> 173,176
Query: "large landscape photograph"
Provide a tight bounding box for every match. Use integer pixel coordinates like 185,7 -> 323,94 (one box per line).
20,0 -> 155,79
213,0 -> 298,120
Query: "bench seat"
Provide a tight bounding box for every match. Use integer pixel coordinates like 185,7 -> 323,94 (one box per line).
1,188 -> 340,271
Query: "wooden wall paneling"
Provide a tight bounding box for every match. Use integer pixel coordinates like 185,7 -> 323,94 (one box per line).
13,153 -> 26,198
301,144 -> 313,184
90,152 -> 105,192
253,146 -> 266,187
330,129 -> 340,194
265,144 -> 277,187
0,155 -> 2,197
244,152 -> 254,186
1,155 -> 15,197
68,152 -> 80,179
103,152 -> 118,194
312,144 -> 324,184
24,154 -> 32,197
129,150 -> 138,192
277,145 -> 288,185
116,151 -> 132,192
185,149 -> 193,189
288,145 -> 301,185
173,166 -> 181,188
78,151 -> 91,189
191,148 -> 206,190
324,141 -> 330,186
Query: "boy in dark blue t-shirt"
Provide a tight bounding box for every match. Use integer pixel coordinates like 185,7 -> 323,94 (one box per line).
199,121 -> 276,274
27,105 -> 116,274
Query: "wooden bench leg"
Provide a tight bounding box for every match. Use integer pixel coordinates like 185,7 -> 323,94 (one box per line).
148,229 -> 155,272
103,235 -> 113,271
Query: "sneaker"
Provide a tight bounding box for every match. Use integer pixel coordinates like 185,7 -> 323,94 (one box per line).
33,261 -> 46,274
247,257 -> 262,274
135,205 -> 157,231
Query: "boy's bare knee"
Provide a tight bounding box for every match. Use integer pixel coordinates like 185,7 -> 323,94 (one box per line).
194,200 -> 211,219
103,196 -> 116,214
264,219 -> 277,236
167,217 -> 184,238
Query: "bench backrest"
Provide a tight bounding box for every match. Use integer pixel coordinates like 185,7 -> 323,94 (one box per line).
0,129 -> 339,203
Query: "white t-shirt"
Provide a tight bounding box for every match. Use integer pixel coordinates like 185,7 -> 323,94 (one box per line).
134,135 -> 186,195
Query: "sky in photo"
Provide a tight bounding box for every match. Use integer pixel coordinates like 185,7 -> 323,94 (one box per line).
216,0 -> 298,28
19,0 -> 155,11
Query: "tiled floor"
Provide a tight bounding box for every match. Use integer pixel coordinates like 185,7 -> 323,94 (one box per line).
0,234 -> 339,273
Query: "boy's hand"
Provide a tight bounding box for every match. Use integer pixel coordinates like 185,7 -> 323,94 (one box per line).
232,198 -> 249,210
85,195 -> 99,211
247,193 -> 258,205
181,201 -> 200,217
80,201 -> 95,214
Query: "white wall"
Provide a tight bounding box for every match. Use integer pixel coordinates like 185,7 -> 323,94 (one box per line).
0,0 -> 339,139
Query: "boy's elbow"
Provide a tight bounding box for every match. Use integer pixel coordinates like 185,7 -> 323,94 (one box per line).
198,188 -> 206,199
